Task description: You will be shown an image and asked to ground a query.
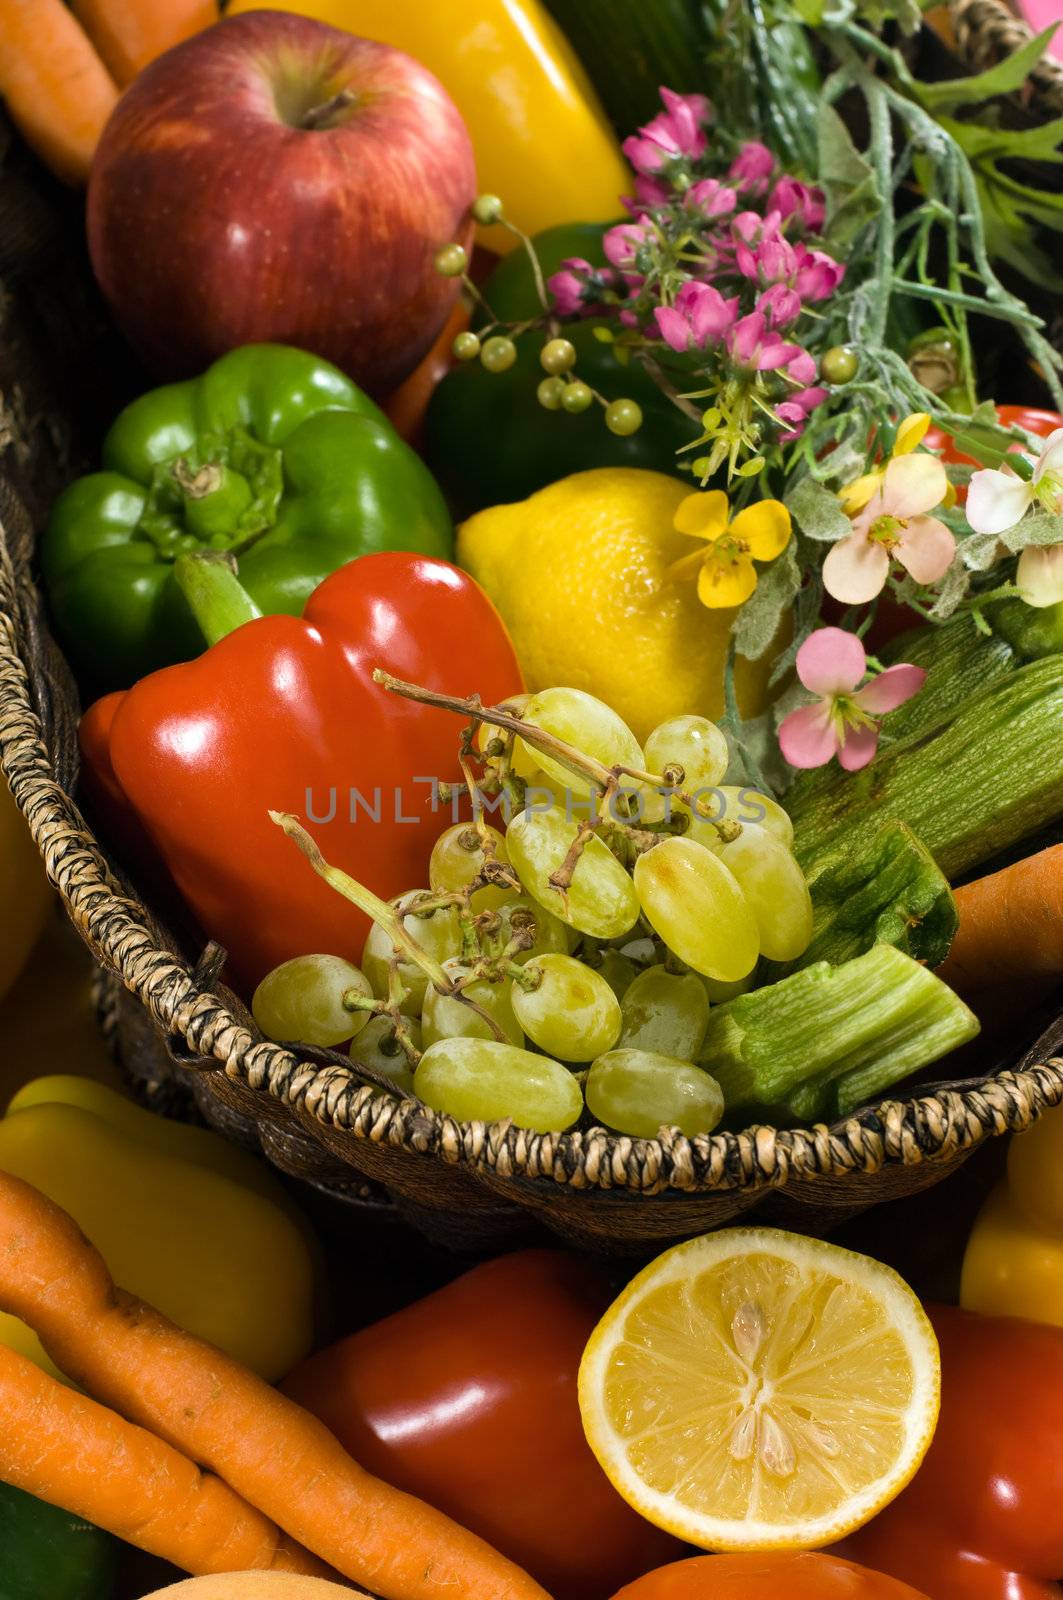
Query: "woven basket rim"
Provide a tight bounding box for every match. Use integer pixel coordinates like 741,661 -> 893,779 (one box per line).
3,510 -> 1063,1198
950,0 -> 1063,109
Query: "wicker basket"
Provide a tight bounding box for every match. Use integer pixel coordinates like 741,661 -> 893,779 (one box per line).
2,0 -> 1063,1256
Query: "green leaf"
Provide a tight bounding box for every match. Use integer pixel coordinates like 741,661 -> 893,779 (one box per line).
940,112 -> 1063,166
928,558 -> 971,620
793,0 -> 826,20
786,476 -> 851,543
734,538 -> 802,662
1001,508 -> 1063,552
915,26 -> 1060,112
816,103 -> 883,250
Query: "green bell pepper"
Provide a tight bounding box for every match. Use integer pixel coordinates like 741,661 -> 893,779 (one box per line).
41,344 -> 453,691
0,1480 -> 117,1600
425,224 -> 693,516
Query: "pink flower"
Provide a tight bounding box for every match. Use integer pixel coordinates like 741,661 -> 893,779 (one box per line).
776,385 -> 829,440
823,454 -> 956,604
685,177 -> 738,219
757,282 -> 802,328
622,88 -> 711,175
726,311 -> 811,381
631,174 -> 671,209
737,228 -> 797,288
729,141 -> 775,192
767,176 -> 826,232
603,219 -> 655,272
655,281 -> 740,352
793,245 -> 845,301
778,628 -> 926,772
548,257 -> 595,316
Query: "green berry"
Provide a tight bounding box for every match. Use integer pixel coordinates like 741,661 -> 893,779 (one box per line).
605,398 -> 643,437
540,337 -> 577,375
561,381 -> 593,415
434,243 -> 468,278
481,335 -> 518,374
472,193 -> 504,225
452,331 -> 481,362
537,377 -> 566,411
820,344 -> 859,385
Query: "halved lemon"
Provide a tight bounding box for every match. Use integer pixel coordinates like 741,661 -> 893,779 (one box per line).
578,1228 -> 940,1551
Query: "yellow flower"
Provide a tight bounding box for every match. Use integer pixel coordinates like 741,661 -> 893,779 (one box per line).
669,489 -> 792,608
838,412 -> 955,514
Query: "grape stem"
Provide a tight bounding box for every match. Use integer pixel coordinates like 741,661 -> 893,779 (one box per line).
269,810 -> 453,990
374,671 -> 740,846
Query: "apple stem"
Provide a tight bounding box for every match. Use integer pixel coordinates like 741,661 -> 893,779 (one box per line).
301,88 -> 356,131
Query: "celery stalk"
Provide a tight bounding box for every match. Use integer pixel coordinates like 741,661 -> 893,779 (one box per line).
702,945 -> 979,1113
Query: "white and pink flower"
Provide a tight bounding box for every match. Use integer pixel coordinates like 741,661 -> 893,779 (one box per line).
823,454 -> 956,604
967,427 -> 1063,608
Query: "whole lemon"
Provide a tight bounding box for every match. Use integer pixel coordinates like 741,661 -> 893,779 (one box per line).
458,468 -> 776,741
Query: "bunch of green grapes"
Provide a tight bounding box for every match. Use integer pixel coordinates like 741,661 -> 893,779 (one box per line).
255,686 -> 813,1143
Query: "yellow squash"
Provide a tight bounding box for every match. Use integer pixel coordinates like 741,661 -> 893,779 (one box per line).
962,1104 -> 1063,1327
0,1079 -> 316,1382
226,0 -> 630,253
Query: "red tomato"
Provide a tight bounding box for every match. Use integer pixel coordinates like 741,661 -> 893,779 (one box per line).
838,1306 -> 1063,1599
282,1250 -> 680,1600
609,1553 -> 933,1599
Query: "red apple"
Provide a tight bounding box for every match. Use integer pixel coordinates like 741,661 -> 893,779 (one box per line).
86,10 -> 476,393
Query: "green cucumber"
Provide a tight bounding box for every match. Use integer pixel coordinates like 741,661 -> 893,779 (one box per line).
701,944 -> 979,1117
790,654 -> 1063,881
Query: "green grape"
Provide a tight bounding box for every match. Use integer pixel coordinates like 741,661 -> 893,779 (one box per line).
717,823 -> 813,962
618,963 -> 710,1060
422,958 -> 523,1047
429,822 -> 512,911
511,953 -> 622,1062
362,893 -> 462,1011
717,785 -> 794,847
414,1038 -> 584,1132
252,954 -> 373,1047
699,970 -> 755,1004
507,807 -> 640,939
644,714 -> 728,793
483,893 -> 574,963
594,948 -> 637,1000
586,1049 -> 725,1139
349,1013 -> 419,1095
633,837 -> 759,982
516,687 -> 644,803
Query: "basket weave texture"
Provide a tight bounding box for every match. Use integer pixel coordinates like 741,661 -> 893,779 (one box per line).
0,0 -> 1062,1252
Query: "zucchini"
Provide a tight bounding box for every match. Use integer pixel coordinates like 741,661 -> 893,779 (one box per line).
770,819 -> 957,976
879,598 -> 1063,745
701,944 -> 979,1118
790,654 -> 1063,881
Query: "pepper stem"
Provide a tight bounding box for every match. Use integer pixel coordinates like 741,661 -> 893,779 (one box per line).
173,552 -> 263,647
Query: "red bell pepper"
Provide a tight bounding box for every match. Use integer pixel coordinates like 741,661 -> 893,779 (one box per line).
85,551 -> 521,988
836,1305 -> 1063,1600
281,1250 -> 680,1600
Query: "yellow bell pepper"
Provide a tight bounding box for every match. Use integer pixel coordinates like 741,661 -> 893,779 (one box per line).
0,779 -> 52,1006
0,1078 -> 316,1382
225,0 -> 630,254
962,1104 -> 1063,1327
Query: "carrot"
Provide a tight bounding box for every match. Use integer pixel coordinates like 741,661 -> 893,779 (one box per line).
69,0 -> 219,87
0,1172 -> 552,1600
936,843 -> 1063,999
0,1342 -> 333,1579
0,0 -> 118,184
